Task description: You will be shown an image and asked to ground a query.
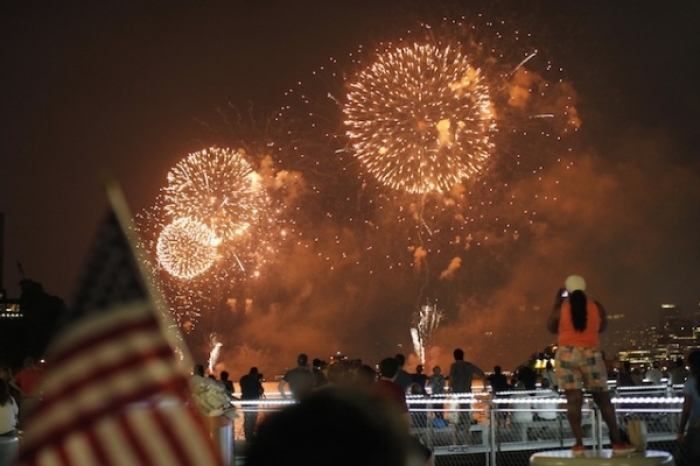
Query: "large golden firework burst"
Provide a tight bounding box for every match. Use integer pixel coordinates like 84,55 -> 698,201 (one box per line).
343,43 -> 497,194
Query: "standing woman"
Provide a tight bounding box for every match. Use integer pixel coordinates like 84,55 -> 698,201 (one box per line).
677,350 -> 700,463
547,275 -> 633,455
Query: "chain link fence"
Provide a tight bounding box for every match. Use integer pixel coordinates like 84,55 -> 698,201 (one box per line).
230,389 -> 684,466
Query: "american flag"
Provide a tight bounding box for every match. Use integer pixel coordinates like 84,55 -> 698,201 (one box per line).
18,183 -> 223,466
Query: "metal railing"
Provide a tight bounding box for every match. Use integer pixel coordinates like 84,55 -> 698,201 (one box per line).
230,389 -> 685,466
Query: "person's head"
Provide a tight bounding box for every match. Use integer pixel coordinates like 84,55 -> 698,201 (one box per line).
409,383 -> 423,395
622,361 -> 631,372
378,357 -> 399,380
494,365 -> 502,374
541,378 -> 550,389
0,366 -> 11,382
249,367 -> 259,376
313,358 -> 323,369
220,371 -> 229,381
432,366 -> 441,375
652,361 -> 659,369
453,348 -> 464,361
354,364 -> 377,387
244,387 -> 413,466
193,364 -> 205,377
416,365 -> 423,374
394,353 -> 405,368
297,353 -> 309,367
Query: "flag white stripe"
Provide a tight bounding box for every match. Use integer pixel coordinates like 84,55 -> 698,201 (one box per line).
129,407 -> 180,466
65,433 -> 99,466
35,446 -> 61,466
96,416 -> 141,466
159,402 -> 221,464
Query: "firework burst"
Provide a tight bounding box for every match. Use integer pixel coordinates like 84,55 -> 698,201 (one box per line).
163,147 -> 267,243
156,217 -> 220,279
344,42 -> 496,194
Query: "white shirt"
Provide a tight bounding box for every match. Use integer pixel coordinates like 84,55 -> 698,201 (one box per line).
0,397 -> 18,434
646,368 -> 663,385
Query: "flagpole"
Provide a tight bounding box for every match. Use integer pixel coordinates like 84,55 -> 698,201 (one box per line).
102,175 -> 194,373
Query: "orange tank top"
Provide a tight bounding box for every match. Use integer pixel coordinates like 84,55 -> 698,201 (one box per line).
558,299 -> 601,348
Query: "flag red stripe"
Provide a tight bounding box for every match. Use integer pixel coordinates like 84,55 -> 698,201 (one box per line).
119,411 -> 153,466
152,405 -> 204,465
86,427 -> 111,466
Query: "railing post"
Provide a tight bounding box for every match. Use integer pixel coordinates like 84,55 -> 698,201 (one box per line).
593,401 -> 603,451
489,400 -> 497,466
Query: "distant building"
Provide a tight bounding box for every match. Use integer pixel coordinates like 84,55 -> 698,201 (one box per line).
0,293 -> 22,319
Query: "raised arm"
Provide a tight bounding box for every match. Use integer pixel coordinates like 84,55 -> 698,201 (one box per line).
278,377 -> 288,399
546,288 -> 566,334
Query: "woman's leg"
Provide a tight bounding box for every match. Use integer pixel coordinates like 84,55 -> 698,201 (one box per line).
564,389 -> 584,445
591,391 -> 622,444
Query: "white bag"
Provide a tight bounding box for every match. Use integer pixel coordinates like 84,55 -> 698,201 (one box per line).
628,419 -> 648,452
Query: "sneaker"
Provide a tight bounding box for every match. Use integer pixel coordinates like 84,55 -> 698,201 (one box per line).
571,444 -> 586,455
612,443 -> 636,454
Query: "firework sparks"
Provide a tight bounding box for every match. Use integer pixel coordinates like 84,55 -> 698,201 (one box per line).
208,333 -> 223,373
156,217 -> 220,279
343,43 -> 497,194
411,302 -> 444,364
163,147 -> 267,242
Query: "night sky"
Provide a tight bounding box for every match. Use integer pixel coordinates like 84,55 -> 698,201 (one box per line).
2,1 -> 699,375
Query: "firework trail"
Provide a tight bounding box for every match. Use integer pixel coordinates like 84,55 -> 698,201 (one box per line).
208,333 -> 223,373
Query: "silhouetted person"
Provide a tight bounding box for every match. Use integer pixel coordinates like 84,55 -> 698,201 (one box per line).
220,370 -> 234,397
13,357 -> 42,427
279,353 -> 315,400
394,353 -> 412,393
240,367 -> 264,441
312,358 -> 328,388
411,365 -> 428,395
449,348 -> 486,440
487,366 -> 510,393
